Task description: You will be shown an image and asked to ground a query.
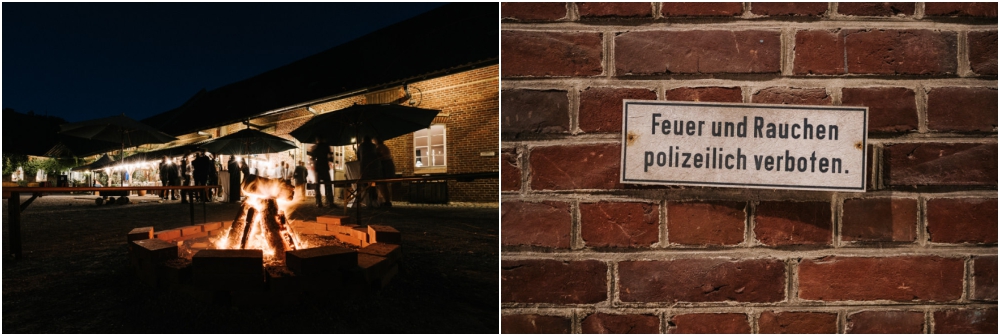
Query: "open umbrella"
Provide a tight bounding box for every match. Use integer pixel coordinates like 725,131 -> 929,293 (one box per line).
201,128 -> 297,155
71,154 -> 115,172
59,114 -> 177,148
289,103 -> 440,145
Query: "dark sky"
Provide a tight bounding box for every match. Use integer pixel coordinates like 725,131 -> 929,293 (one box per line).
3,2 -> 443,122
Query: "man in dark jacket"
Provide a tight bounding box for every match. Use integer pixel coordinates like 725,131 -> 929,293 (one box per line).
158,156 -> 171,199
308,138 -> 334,207
228,156 -> 241,203
180,151 -> 192,203
192,150 -> 213,203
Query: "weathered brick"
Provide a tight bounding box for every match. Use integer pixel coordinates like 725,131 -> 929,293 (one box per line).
179,225 -> 203,236
368,225 -> 400,244
132,239 -> 180,288
969,31 -> 998,75
579,87 -> 657,133
934,309 -> 998,333
580,201 -> 658,248
502,31 -> 603,77
841,87 -> 918,133
660,2 -> 743,16
754,201 -> 832,246
128,227 -> 153,242
501,148 -> 520,191
884,143 -> 998,186
845,29 -> 957,75
974,256 -> 998,301
751,2 -> 827,16
154,229 -> 181,241
841,198 -> 917,243
530,144 -> 621,190
500,2 -> 568,21
316,214 -> 348,225
846,310 -> 924,334
501,89 -> 569,135
618,258 -> 785,303
838,2 -> 915,16
668,313 -> 751,333
664,86 -> 743,103
501,259 -> 607,304
286,246 -> 357,276
798,256 -> 964,301
752,87 -> 831,105
201,222 -> 223,232
925,2 -> 998,17
358,243 -> 401,265
794,29 -> 845,75
581,313 -> 659,334
578,2 -> 652,18
357,253 -> 392,286
758,311 -> 838,334
927,87 -> 998,132
926,198 -> 998,244
191,249 -> 263,291
667,201 -> 745,246
501,314 -> 571,334
501,201 -> 571,248
615,30 -> 781,75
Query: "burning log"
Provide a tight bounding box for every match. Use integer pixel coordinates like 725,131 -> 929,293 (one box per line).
219,176 -> 300,263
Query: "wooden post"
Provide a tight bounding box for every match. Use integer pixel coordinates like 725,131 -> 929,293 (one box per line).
8,192 -> 22,260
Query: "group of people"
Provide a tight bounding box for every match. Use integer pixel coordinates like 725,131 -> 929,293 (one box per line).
157,150 -> 219,203
308,136 -> 394,208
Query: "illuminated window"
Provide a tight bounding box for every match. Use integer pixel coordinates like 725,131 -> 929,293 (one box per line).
414,124 -> 446,169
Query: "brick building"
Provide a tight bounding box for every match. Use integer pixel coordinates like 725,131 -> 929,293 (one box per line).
143,3 -> 499,203
501,2 -> 996,333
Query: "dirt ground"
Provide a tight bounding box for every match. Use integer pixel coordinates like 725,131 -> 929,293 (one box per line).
2,195 -> 498,333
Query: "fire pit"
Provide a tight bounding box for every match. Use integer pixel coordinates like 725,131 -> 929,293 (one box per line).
126,177 -> 401,305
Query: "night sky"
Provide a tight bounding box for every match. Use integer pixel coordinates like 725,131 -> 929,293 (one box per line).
3,2 -> 443,123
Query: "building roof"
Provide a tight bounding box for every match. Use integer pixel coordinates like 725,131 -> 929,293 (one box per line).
2,109 -> 67,156
144,3 -> 498,136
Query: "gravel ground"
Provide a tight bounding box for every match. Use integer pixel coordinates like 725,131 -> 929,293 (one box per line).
2,195 -> 498,333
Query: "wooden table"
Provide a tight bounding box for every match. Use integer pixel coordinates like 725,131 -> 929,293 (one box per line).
3,185 -> 219,260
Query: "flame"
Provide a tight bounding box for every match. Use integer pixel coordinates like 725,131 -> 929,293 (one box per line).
214,176 -> 307,264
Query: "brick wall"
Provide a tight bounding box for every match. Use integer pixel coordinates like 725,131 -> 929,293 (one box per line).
501,3 -> 996,333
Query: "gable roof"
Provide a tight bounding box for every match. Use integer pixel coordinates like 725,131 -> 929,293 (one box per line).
144,3 -> 498,136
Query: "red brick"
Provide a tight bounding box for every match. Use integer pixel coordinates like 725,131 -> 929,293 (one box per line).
132,239 -> 180,288
841,87 -> 918,132
502,31 -> 603,77
179,225 -> 203,236
128,226 -> 153,242
501,148 -> 520,191
191,249 -> 263,291
316,214 -> 347,225
661,2 -> 743,16
934,309 -> 998,333
501,314 -> 571,334
969,31 -> 998,75
579,87 -> 657,133
925,2 -> 998,17
501,259 -> 608,304
838,2 -> 915,16
530,144 -> 621,190
667,201 -> 745,246
668,313 -> 751,333
578,2 -> 652,18
501,201 -> 571,248
926,198 -> 998,244
758,311 -> 838,334
618,258 -> 785,303
367,225 -> 400,244
501,89 -> 569,134
285,246 -> 357,276
358,243 -> 401,265
581,313 -> 659,334
798,256 -> 964,301
974,256 -> 998,301
201,222 -> 223,232
664,86 -> 743,103
751,2 -> 827,16
794,30 -> 845,75
841,198 -> 917,243
615,30 -> 781,75
927,87 -> 998,132
500,2 -> 568,21
752,87 -> 831,105
845,29 -> 957,75
357,253 -> 392,286
754,201 -> 831,246
846,310 -> 924,334
884,143 -> 998,186
154,229 -> 181,241
580,201 -> 658,248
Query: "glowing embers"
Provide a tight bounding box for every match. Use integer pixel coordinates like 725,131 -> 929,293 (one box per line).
216,176 -> 303,264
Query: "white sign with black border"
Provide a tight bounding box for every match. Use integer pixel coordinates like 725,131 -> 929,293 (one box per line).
620,100 -> 868,191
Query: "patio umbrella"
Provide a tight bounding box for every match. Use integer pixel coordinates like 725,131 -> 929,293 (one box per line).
201,128 -> 298,155
289,103 -> 440,145
59,114 -> 177,148
71,154 -> 115,172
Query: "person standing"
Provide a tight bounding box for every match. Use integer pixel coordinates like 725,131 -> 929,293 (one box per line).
293,161 -> 308,201
180,151 -> 192,203
358,136 -> 381,208
228,156 -> 242,203
158,156 -> 171,199
192,151 -> 213,203
308,138 -> 334,207
375,138 -> 395,207
167,157 -> 180,200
